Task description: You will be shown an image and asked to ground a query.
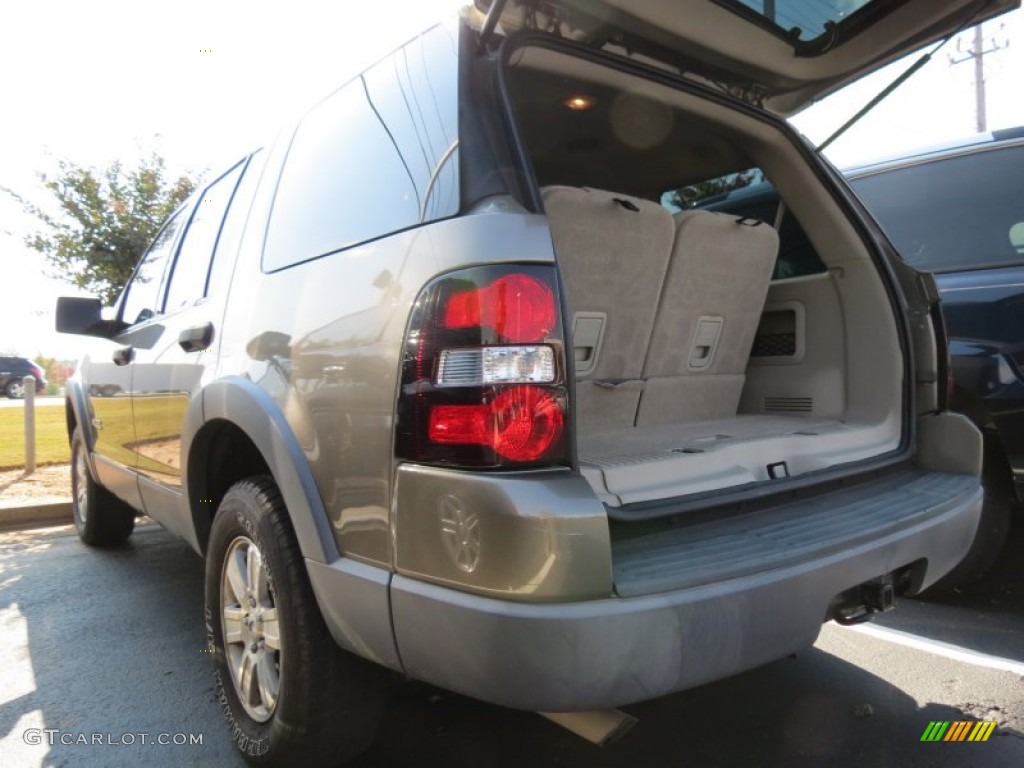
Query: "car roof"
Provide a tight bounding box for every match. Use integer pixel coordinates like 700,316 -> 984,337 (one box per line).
845,125 -> 1024,177
695,125 -> 1024,209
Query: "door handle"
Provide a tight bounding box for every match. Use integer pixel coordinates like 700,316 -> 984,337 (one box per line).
112,346 -> 134,366
179,322 -> 215,353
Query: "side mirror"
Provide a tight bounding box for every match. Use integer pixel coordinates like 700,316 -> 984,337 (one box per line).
55,297 -> 124,338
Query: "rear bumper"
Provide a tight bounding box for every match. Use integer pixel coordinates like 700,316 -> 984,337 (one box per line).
387,477 -> 981,711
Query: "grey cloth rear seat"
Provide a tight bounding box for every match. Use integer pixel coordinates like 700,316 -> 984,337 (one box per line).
542,186 -> 675,431
636,210 -> 779,426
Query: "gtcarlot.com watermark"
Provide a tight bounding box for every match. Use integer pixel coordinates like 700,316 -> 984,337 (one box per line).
23,729 -> 203,747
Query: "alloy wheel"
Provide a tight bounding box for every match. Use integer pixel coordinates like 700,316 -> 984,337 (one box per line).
220,535 -> 281,722
73,446 -> 89,524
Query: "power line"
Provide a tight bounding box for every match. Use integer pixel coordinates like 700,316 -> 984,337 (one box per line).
949,22 -> 1010,133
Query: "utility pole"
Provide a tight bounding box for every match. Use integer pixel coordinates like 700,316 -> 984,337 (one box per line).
949,23 -> 1010,133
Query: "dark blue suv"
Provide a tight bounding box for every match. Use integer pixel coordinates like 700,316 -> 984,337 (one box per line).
848,129 -> 1024,588
0,356 -> 47,399
700,127 -> 1024,590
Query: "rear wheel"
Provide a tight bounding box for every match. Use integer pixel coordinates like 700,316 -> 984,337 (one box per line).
5,379 -> 24,399
922,438 -> 1013,595
206,477 -> 386,766
71,427 -> 135,546
922,493 -> 1011,596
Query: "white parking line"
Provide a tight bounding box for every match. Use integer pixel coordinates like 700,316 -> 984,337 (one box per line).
844,622 -> 1024,676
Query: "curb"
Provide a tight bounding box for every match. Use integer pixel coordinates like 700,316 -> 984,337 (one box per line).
0,500 -> 73,531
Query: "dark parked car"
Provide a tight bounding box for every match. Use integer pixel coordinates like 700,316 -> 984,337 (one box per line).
0,356 -> 47,398
702,126 -> 1024,589
54,0 -> 1016,763
849,128 -> 1024,587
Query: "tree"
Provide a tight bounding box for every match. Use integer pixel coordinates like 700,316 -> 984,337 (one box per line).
33,354 -> 62,396
665,168 -> 766,211
3,153 -> 198,305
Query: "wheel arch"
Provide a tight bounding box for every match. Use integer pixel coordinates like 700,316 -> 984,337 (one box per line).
64,377 -> 101,480
65,397 -> 77,445
184,376 -> 338,563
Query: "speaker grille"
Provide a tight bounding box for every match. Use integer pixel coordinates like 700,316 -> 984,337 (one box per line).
751,332 -> 796,357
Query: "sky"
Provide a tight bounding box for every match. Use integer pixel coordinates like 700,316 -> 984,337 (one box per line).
0,0 -> 465,359
790,7 -> 1024,164
1,1 -> 1022,360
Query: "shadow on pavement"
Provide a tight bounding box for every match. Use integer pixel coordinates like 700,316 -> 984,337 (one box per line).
1,523 -> 1021,768
0,525 -> 239,767
355,647 -> 1021,768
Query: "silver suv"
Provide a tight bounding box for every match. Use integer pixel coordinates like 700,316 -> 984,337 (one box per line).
55,0 -> 1017,764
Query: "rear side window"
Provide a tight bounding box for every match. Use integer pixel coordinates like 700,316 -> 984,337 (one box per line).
207,151 -> 264,299
263,23 -> 459,272
850,145 -> 1024,272
164,160 -> 246,311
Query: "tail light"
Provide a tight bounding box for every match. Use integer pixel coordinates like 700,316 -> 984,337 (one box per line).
396,265 -> 569,468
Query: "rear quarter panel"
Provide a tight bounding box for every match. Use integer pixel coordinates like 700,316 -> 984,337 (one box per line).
213,205 -> 558,566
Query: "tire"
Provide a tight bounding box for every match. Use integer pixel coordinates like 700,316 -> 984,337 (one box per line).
206,477 -> 386,766
71,427 -> 136,546
921,439 -> 1013,595
5,379 -> 25,399
922,492 -> 1011,596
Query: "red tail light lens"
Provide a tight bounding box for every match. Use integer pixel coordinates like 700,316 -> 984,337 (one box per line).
443,273 -> 555,343
429,386 -> 564,462
396,266 -> 568,468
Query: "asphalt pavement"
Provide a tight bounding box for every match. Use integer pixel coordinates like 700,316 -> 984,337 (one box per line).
1,520 -> 1021,768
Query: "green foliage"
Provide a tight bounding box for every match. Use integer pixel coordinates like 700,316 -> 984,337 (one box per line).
665,168 -> 766,211
33,354 -> 67,396
3,153 -> 197,305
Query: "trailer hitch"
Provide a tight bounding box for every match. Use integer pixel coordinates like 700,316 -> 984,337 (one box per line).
832,576 -> 896,626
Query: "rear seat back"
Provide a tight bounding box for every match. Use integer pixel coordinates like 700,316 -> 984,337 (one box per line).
542,186 -> 674,432
637,211 -> 779,426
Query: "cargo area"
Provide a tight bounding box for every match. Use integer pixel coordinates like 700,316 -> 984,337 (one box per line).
579,414 -> 899,507
505,44 -> 907,511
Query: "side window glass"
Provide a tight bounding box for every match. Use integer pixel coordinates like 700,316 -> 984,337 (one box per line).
362,23 -> 460,223
207,151 -> 264,300
851,146 -> 1024,272
665,172 -> 827,280
773,209 -> 827,280
164,161 -> 246,312
1010,221 -> 1024,256
262,23 -> 459,271
120,209 -> 186,326
661,168 -> 766,212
